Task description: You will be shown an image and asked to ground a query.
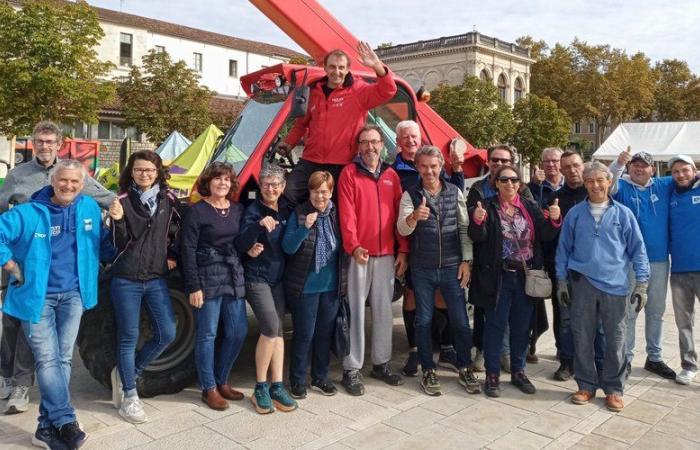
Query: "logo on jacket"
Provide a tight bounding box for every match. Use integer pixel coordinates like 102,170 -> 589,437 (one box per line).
331,97 -> 344,107
693,196 -> 700,205
84,218 -> 93,231
50,225 -> 61,237
382,179 -> 393,186
33,232 -> 47,238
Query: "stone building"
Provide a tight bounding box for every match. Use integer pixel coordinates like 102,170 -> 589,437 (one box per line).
375,32 -> 534,106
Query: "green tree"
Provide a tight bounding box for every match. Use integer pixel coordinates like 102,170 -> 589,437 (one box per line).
118,50 -> 214,143
651,59 -> 696,121
429,75 -> 514,148
510,94 -> 572,164
515,36 -> 549,61
0,0 -> 115,136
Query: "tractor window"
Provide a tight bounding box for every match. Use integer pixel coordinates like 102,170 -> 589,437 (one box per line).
368,84 -> 415,162
213,91 -> 288,174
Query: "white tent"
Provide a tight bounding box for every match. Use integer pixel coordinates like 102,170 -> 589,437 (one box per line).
155,131 -> 192,163
593,122 -> 700,162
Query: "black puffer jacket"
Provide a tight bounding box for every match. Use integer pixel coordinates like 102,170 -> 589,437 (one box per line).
110,189 -> 182,281
467,195 -> 558,310
283,201 -> 348,302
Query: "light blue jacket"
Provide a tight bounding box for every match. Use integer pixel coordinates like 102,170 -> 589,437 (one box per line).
0,193 -> 109,323
556,198 -> 649,296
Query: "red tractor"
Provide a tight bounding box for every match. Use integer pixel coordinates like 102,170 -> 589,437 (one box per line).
78,0 -> 486,396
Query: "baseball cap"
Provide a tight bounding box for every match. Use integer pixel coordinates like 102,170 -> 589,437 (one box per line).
630,152 -> 654,166
668,154 -> 696,169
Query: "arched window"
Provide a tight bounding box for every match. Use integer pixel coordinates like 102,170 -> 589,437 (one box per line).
498,74 -> 507,101
480,69 -> 491,82
514,77 -> 524,102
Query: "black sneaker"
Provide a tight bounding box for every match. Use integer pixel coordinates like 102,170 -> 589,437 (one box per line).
437,347 -> 459,373
402,351 -> 419,377
59,421 -> 87,449
341,370 -> 365,396
33,426 -> 69,450
290,383 -> 307,399
484,373 -> 501,398
554,361 -> 574,381
644,359 -> 677,380
311,379 -> 338,396
511,370 -> 536,394
370,363 -> 404,386
625,361 -> 632,380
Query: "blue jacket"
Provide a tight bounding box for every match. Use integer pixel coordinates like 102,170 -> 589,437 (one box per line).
613,176 -> 673,262
392,153 -> 465,192
556,198 -> 649,296
0,187 -> 111,323
669,179 -> 700,273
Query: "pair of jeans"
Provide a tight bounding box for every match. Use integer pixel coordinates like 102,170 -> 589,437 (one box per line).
194,295 -> 247,390
20,290 -> 83,429
626,261 -> 669,363
412,266 -> 473,371
484,270 -> 533,375
111,276 -> 177,392
570,274 -> 627,395
288,291 -> 339,385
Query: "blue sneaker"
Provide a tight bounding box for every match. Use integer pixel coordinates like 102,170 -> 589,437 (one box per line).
32,426 -> 69,450
269,382 -> 298,412
250,382 -> 274,415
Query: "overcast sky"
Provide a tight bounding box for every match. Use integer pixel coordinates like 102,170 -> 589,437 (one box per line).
89,0 -> 700,73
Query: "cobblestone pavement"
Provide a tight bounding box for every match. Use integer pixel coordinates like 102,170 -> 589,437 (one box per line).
2,297 -> 700,449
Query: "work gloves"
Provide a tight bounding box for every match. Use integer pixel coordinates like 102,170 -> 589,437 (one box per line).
631,281 -> 648,313
557,280 -> 570,307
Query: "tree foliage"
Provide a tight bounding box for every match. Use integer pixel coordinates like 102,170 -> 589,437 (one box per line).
651,59 -> 700,121
0,0 -> 115,136
429,75 -> 515,148
118,50 -> 214,143
510,94 -> 572,164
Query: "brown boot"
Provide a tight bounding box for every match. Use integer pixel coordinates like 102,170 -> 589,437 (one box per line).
605,394 -> 624,412
202,388 -> 229,410
571,390 -> 594,405
217,384 -> 244,401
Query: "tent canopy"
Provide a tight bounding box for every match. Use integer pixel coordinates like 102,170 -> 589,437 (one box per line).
155,130 -> 192,163
168,124 -> 223,195
593,122 -> 700,162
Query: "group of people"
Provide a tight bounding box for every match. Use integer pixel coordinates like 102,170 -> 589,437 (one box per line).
1,42 -> 699,450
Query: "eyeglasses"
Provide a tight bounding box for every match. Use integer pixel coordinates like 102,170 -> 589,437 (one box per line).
542,159 -> 560,165
261,182 -> 282,189
489,157 -> 511,164
359,139 -> 382,146
133,168 -> 157,175
34,139 -> 58,147
498,176 -> 520,184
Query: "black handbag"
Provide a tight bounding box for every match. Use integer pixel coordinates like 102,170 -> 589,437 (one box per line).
332,294 -> 351,358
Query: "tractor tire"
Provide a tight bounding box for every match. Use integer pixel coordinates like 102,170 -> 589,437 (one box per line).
77,269 -> 196,398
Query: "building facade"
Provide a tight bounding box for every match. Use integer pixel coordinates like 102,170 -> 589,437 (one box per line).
375,32 -> 534,106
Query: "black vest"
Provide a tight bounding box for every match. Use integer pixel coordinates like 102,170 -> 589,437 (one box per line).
407,183 -> 462,269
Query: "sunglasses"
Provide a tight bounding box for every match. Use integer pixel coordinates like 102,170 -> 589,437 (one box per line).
498,176 -> 520,184
490,157 -> 512,164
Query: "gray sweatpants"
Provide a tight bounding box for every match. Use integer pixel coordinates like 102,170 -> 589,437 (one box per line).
570,273 -> 627,395
343,255 -> 395,371
670,272 -> 700,371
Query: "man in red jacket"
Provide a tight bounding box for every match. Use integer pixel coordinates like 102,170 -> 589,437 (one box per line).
337,125 -> 408,396
278,41 -> 397,208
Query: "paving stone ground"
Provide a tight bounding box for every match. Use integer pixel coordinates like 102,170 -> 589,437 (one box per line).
2,294 -> 700,449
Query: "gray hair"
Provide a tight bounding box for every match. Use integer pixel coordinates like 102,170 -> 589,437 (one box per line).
415,145 -> 444,166
259,163 -> 286,184
32,120 -> 62,142
582,161 -> 612,181
395,120 -> 420,136
541,147 -> 563,158
50,159 -> 87,181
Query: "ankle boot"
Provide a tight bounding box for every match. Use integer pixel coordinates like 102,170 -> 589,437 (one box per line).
202,387 -> 229,410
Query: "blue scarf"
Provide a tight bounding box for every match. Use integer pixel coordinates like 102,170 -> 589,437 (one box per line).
131,182 -> 160,217
314,201 -> 337,273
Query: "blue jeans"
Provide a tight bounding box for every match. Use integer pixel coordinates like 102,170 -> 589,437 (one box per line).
412,266 -> 473,370
626,261 -> 669,363
194,296 -> 247,391
289,291 -> 339,385
111,277 -> 177,392
484,271 -> 533,375
21,290 -> 83,429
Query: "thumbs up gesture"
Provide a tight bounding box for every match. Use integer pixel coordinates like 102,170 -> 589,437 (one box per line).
548,198 -> 561,222
473,201 -> 487,223
532,165 -> 545,184
412,196 -> 430,222
617,145 -> 632,165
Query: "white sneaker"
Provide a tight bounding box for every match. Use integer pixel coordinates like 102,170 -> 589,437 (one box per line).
675,369 -> 697,385
4,385 -> 29,414
119,396 -> 147,424
0,376 -> 13,400
111,367 -> 123,409
472,350 -> 485,372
